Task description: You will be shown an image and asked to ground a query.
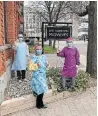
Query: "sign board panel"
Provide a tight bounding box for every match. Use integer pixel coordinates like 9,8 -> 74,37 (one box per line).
47,26 -> 71,40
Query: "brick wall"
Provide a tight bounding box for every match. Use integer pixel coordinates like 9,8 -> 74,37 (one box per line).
0,1 -> 24,104
6,1 -> 19,44
0,1 -> 23,76
0,2 -> 4,46
0,2 -> 6,76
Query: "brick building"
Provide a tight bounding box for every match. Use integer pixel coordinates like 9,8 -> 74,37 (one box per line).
0,1 -> 24,104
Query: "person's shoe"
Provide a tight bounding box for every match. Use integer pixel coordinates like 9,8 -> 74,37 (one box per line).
63,87 -> 68,91
17,77 -> 21,80
36,104 -> 47,109
23,78 -> 27,82
36,106 -> 41,109
57,87 -> 63,92
22,77 -> 26,80
42,104 -> 47,109
68,87 -> 76,92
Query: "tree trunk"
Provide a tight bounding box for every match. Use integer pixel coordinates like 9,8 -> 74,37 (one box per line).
48,22 -> 52,46
49,40 -> 52,46
53,40 -> 56,49
86,1 -> 97,78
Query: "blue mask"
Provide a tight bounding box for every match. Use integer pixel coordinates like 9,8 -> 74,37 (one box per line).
36,50 -> 42,55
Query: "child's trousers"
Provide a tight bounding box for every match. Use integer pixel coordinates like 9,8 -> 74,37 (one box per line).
62,77 -> 76,88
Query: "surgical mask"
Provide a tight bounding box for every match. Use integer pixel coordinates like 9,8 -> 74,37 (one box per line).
67,42 -> 73,48
36,50 -> 42,55
19,38 -> 23,42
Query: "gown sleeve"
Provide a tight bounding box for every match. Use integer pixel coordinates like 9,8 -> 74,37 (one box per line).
30,55 -> 37,64
57,47 -> 65,57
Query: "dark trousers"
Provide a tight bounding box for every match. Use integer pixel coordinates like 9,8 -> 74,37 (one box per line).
36,93 -> 44,108
17,70 -> 26,79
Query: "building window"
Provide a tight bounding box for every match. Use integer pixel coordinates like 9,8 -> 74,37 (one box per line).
78,28 -> 88,32
3,1 -> 8,44
29,18 -> 32,24
30,25 -> 32,29
26,24 -> 28,29
33,15 -> 35,23
19,24 -> 23,34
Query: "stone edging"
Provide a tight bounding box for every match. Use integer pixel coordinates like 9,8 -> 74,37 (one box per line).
0,44 -> 11,52
0,89 -> 84,116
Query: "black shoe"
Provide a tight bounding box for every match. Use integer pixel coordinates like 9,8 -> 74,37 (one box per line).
36,104 -> 47,109
68,87 -> 76,92
63,87 -> 68,91
36,106 -> 41,109
22,77 -> 25,79
17,77 -> 21,80
42,104 -> 47,109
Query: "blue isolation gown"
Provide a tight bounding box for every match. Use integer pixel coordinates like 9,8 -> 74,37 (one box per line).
30,54 -> 48,95
11,42 -> 29,71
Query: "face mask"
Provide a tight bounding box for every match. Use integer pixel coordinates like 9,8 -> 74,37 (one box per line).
36,50 -> 42,55
67,42 -> 73,48
19,38 -> 23,42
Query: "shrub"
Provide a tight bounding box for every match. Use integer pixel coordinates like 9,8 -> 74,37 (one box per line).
29,45 -> 56,54
46,68 -> 90,92
75,70 -> 90,91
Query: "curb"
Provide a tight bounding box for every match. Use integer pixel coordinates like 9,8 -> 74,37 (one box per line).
1,89 -> 82,116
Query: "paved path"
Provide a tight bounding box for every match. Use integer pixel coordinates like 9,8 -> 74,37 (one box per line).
6,86 -> 97,116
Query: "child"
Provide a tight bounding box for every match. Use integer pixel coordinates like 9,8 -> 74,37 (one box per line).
57,37 -> 80,91
30,45 -> 48,109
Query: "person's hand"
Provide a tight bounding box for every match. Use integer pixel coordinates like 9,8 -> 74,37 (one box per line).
76,65 -> 79,68
37,63 -> 40,67
76,65 -> 79,74
57,49 -> 60,53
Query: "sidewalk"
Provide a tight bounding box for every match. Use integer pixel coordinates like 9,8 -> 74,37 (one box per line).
6,86 -> 97,116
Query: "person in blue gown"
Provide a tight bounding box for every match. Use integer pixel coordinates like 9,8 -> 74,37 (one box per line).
11,34 -> 29,80
30,45 -> 48,109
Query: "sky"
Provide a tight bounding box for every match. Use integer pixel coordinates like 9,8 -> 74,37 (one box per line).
24,1 -> 28,6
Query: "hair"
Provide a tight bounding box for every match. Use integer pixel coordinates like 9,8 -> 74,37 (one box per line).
34,45 -> 42,50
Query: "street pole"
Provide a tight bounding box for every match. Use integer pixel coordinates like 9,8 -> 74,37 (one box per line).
34,15 -> 36,45
42,22 -> 44,54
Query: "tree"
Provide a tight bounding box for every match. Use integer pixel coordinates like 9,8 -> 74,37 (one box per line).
71,1 -> 97,78
86,2 -> 97,78
30,1 -> 73,47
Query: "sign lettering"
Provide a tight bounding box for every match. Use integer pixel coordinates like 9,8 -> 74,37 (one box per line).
47,26 -> 71,40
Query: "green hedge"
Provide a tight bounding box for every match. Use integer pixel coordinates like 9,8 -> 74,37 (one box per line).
29,45 -> 56,54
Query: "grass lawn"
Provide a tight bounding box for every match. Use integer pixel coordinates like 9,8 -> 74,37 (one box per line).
29,45 -> 57,54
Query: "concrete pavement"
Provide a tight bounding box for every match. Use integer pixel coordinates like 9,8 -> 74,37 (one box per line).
6,86 -> 97,116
